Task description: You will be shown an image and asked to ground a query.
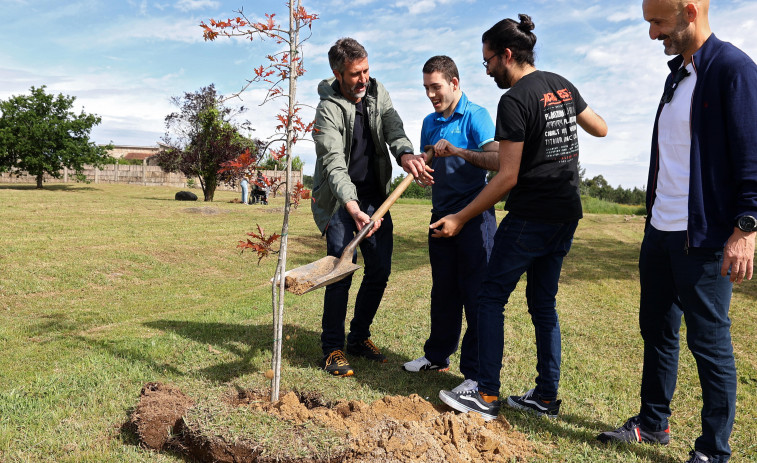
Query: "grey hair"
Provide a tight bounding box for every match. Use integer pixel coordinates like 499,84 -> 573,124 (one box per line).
328,37 -> 368,74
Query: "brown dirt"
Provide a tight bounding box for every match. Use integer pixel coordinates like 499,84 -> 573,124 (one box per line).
128,382 -> 194,450
130,384 -> 536,462
285,275 -> 315,295
182,207 -> 228,215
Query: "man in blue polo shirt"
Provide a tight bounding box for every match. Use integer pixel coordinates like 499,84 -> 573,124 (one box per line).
401,55 -> 498,393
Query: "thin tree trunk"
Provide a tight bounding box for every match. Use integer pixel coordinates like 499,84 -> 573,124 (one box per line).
270,0 -> 299,402
198,175 -> 206,199
36,173 -> 43,189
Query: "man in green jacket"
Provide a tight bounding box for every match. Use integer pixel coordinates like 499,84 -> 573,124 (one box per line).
311,37 -> 415,376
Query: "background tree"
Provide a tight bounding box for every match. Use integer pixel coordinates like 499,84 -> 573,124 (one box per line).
203,0 -> 317,401
217,138 -> 268,189
580,173 -> 646,205
390,174 -> 431,200
154,84 -> 255,201
218,139 -> 287,199
258,152 -> 304,171
0,85 -> 113,189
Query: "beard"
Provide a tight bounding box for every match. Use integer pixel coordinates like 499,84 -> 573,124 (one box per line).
344,80 -> 368,100
492,65 -> 513,90
660,14 -> 694,56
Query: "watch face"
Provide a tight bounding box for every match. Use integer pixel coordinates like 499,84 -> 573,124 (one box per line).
738,215 -> 757,232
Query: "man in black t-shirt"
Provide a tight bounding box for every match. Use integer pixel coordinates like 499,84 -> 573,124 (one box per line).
434,15 -> 607,421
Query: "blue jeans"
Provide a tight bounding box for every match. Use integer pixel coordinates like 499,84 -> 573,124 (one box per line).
638,226 -> 735,462
321,201 -> 393,355
241,180 -> 249,204
477,214 -> 578,399
426,208 -> 495,379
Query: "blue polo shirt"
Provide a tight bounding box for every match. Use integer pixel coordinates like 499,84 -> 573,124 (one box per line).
420,92 -> 495,215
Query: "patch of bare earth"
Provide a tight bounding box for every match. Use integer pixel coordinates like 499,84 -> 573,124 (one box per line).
129,383 -> 536,462
128,382 -> 194,450
182,207 -> 228,215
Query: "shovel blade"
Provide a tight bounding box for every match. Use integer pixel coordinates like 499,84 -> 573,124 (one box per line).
282,256 -> 362,295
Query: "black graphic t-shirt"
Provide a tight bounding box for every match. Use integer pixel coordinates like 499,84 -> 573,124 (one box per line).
495,70 -> 587,222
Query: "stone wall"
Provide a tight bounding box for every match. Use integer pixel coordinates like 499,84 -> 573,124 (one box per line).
0,165 -> 303,193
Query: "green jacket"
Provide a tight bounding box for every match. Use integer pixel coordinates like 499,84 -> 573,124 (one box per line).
311,77 -> 413,233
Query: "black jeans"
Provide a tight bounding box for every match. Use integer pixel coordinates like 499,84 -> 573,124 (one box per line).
639,226 -> 736,462
425,208 -> 495,379
476,215 -> 578,399
321,201 -> 393,355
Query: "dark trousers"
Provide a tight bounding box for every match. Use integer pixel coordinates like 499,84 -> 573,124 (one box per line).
321,201 -> 393,355
425,208 -> 496,379
476,214 -> 578,399
638,226 -> 736,462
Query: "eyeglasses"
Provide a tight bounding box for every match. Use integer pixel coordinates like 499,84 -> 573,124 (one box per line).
660,66 -> 691,104
482,53 -> 501,69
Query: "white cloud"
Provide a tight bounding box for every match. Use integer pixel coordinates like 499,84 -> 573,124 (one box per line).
392,0 -> 472,15
174,0 -> 220,11
98,16 -> 210,44
607,5 -> 640,23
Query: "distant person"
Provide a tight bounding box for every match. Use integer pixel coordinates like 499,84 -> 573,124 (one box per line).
254,171 -> 268,205
240,176 -> 249,205
435,14 -> 607,421
311,37 -> 414,377
597,1 -> 757,462
401,55 -> 498,397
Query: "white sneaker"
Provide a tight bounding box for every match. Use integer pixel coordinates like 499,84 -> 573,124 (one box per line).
451,379 -> 478,393
402,356 -> 449,372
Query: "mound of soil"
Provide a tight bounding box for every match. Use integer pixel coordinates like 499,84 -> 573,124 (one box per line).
129,382 -> 194,450
130,383 -> 535,462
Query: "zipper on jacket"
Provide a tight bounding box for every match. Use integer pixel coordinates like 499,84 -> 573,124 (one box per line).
684,58 -> 697,254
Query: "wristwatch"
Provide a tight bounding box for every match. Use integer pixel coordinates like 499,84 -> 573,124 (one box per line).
736,215 -> 757,232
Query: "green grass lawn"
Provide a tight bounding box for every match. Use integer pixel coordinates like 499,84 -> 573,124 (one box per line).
0,183 -> 755,462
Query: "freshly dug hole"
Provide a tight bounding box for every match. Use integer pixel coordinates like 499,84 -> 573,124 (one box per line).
129,384 -> 536,462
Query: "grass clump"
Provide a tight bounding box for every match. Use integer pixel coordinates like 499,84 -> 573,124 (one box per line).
581,195 -> 646,215
184,399 -> 348,460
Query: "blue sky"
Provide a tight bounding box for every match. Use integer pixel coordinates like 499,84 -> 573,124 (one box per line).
1,0 -> 756,188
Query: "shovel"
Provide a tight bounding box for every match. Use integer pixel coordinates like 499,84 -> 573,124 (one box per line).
281,150 -> 433,295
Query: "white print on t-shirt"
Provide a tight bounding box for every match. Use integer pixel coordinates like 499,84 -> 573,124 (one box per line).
542,89 -> 579,163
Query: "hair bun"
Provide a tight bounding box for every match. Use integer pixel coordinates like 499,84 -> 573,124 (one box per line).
517,14 -> 535,32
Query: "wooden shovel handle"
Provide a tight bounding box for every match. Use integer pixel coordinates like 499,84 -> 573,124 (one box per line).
339,149 -> 433,263
370,148 -> 434,222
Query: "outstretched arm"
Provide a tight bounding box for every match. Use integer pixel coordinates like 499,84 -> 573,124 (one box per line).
426,140 -> 500,171
577,106 -> 608,137
429,140 -> 522,238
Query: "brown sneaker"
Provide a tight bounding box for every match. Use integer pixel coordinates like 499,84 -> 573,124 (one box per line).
346,338 -> 387,363
320,350 -> 354,376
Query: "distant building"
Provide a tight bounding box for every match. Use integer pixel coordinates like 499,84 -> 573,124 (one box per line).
103,144 -> 165,166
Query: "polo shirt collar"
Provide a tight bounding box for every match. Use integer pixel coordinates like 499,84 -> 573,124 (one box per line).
434,92 -> 469,122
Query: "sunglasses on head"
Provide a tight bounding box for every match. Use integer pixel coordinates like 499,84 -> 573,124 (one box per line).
661,66 -> 691,104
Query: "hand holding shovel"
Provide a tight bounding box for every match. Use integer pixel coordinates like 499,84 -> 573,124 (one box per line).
281,149 -> 433,295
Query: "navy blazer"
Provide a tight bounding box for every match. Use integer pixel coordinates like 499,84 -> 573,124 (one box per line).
646,34 -> 757,248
